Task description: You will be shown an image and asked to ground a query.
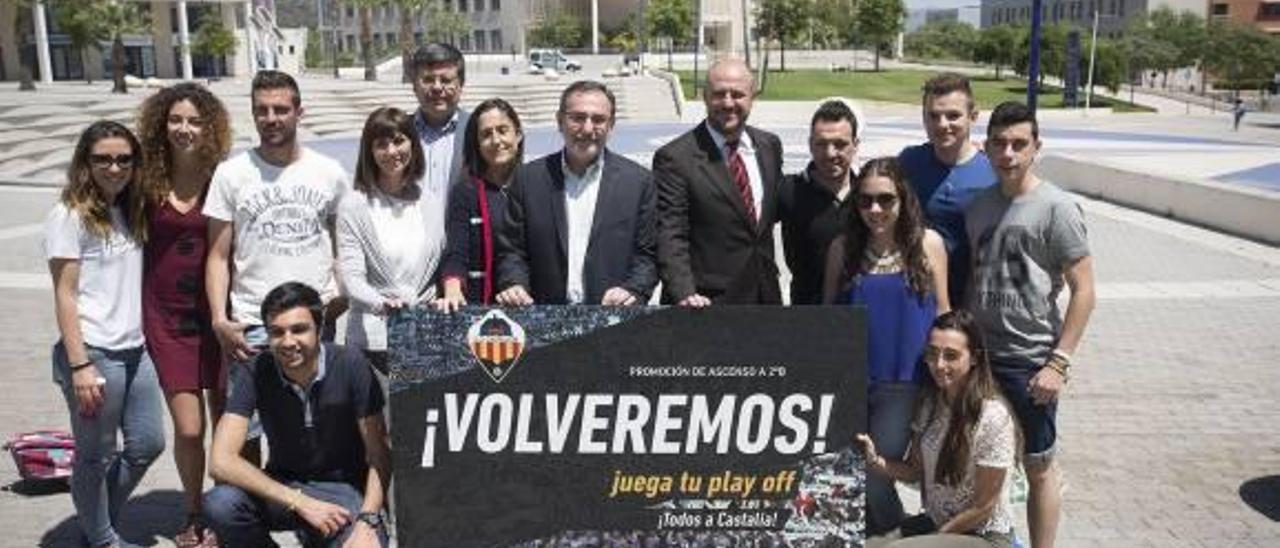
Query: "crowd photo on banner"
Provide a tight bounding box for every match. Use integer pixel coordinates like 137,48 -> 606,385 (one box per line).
42,41 -> 1095,548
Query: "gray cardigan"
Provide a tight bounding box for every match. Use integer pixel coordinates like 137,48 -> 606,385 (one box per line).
336,181 -> 446,350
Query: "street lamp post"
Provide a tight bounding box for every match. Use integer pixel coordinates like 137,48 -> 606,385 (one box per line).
1084,9 -> 1099,115
1027,0 -> 1043,112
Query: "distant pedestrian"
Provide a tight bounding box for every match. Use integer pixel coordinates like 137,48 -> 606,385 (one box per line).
1232,98 -> 1246,131
45,121 -> 164,548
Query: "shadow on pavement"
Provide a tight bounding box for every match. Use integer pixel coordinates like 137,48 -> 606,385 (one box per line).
1239,475 -> 1280,521
40,489 -> 185,547
3,478 -> 70,496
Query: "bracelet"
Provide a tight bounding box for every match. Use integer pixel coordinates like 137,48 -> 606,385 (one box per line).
70,360 -> 94,371
285,488 -> 303,513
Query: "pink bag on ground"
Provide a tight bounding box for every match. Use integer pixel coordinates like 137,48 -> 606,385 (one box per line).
5,430 -> 75,481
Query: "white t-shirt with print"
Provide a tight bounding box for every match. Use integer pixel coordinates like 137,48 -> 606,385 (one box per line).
43,203 -> 144,350
203,147 -> 349,326
913,397 -> 1017,535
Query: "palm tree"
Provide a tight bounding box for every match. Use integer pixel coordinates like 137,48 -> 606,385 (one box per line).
347,0 -> 384,81
393,0 -> 429,83
95,0 -> 145,93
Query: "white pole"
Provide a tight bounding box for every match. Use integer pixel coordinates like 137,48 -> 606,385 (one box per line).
244,1 -> 256,75
178,0 -> 194,80
33,0 -> 52,83
1084,10 -> 1098,115
592,0 -> 599,55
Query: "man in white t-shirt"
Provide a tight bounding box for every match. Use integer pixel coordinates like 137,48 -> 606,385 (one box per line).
204,71 -> 349,417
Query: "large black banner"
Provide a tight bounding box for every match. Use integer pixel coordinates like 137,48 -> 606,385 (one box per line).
387,306 -> 868,547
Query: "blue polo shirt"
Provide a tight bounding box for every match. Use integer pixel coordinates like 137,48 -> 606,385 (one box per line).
227,343 -> 383,486
899,144 -> 996,306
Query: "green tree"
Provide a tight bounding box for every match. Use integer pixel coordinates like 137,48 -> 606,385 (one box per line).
528,10 -> 585,49
1117,23 -> 1176,91
756,0 -> 811,72
191,12 -> 237,79
346,0 -> 384,81
96,0 -> 145,93
854,0 -> 905,71
973,24 -> 1021,79
1204,21 -> 1280,92
422,0 -> 469,45
51,0 -> 100,83
645,0 -> 693,71
905,20 -> 978,61
392,0 -> 429,83
1145,7 -> 1205,88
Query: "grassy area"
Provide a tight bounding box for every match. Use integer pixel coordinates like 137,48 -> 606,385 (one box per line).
675,69 -> 1154,113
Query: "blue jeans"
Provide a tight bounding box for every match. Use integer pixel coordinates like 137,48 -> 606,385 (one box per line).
866,381 -> 920,535
52,342 -> 165,547
204,479 -> 388,547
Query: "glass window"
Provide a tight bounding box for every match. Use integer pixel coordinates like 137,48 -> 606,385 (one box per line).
492,0 -> 501,10
491,29 -> 502,51
475,30 -> 486,51
1212,3 -> 1228,15
459,0 -> 468,12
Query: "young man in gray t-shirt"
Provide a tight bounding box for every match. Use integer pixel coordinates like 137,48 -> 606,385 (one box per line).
966,101 -> 1096,548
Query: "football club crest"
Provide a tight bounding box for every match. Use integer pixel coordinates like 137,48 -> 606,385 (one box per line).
466,310 -> 527,383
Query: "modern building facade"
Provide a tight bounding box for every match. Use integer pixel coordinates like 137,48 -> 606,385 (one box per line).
980,0 -> 1206,37
1,0 -> 286,83
1209,0 -> 1280,34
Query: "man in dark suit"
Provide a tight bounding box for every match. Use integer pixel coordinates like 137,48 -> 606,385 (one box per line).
495,80 -> 657,306
653,58 -> 785,305
410,42 -> 470,190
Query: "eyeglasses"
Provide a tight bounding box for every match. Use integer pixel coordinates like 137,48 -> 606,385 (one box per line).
89,154 -> 135,169
563,112 -> 611,127
856,192 -> 898,210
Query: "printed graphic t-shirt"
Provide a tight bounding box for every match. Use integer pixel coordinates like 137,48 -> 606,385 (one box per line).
204,147 -> 349,326
965,180 -> 1089,366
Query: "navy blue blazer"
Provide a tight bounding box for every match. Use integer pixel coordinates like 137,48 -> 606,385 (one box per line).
496,149 -> 658,304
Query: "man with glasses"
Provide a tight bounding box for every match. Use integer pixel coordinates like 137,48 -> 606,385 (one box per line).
653,57 -> 784,306
410,42 -> 471,192
494,80 -> 657,306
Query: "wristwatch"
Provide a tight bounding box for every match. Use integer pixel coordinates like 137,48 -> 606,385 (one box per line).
357,511 -> 383,528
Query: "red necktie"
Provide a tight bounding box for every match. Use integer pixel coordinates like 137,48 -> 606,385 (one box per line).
725,142 -> 756,222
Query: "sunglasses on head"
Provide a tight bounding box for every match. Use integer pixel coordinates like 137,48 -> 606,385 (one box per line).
89,154 -> 135,169
856,192 -> 898,210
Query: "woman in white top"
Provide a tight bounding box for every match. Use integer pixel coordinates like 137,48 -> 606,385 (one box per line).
337,107 -> 446,372
858,310 -> 1020,548
45,121 -> 165,548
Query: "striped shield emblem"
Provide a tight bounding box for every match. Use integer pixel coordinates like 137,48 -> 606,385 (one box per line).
466,309 -> 527,384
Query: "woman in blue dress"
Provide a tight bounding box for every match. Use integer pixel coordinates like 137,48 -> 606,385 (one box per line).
823,156 -> 950,534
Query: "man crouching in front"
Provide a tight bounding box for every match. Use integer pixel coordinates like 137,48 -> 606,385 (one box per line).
205,281 -> 389,547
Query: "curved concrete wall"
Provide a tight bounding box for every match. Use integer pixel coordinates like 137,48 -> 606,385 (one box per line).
1039,154 -> 1280,246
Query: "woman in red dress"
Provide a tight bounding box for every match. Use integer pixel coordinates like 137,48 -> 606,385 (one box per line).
136,83 -> 231,548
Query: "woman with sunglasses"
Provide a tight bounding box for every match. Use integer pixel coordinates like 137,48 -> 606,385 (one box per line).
134,82 -> 231,547
338,107 -> 445,372
45,121 -> 164,548
823,156 -> 950,534
857,311 -> 1019,547
435,98 -> 525,311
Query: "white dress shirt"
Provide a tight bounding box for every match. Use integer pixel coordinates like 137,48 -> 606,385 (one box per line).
562,152 -> 604,304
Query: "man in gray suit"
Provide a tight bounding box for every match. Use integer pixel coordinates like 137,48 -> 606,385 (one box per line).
410,42 -> 470,191
495,81 -> 657,306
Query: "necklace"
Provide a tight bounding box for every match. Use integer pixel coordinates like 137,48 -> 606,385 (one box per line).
863,246 -> 903,274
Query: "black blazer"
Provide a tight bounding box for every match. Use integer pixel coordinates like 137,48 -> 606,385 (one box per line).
496,149 -> 658,304
653,123 -> 784,304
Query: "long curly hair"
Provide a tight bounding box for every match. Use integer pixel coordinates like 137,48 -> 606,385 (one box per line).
839,156 -> 933,298
136,82 -> 232,205
918,310 -> 1018,486
62,121 -> 147,242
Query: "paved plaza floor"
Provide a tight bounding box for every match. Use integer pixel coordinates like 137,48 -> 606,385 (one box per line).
0,77 -> 1278,547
